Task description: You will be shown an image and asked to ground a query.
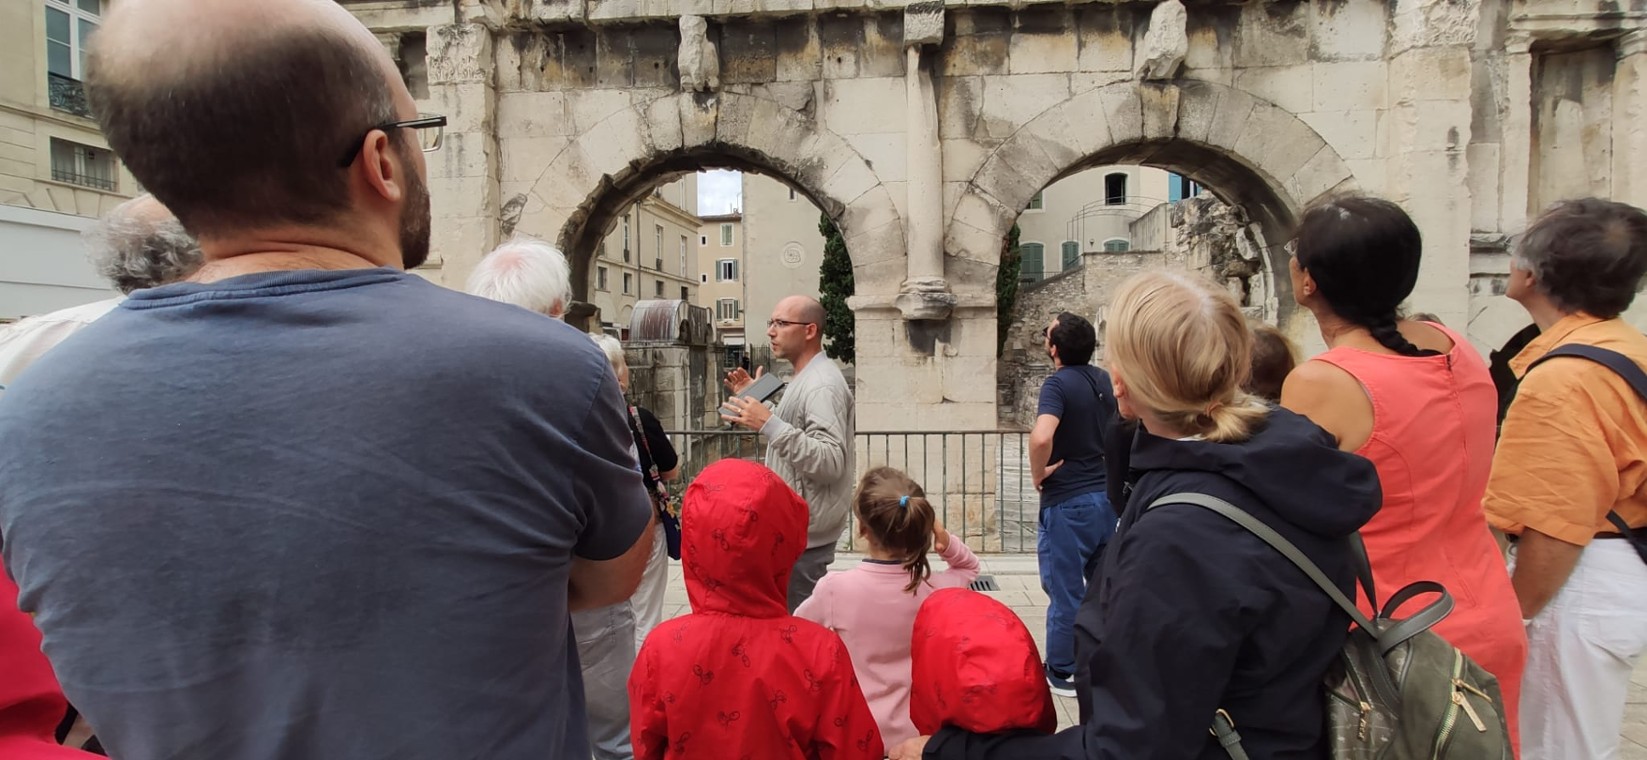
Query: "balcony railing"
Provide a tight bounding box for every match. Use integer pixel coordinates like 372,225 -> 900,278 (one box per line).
662,429 -> 1040,553
51,168 -> 115,192
48,73 -> 92,119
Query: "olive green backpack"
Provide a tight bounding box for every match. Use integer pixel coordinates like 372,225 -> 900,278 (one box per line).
1146,493 -> 1512,760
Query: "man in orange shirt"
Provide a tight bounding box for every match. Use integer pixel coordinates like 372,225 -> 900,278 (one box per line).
1484,198 -> 1647,760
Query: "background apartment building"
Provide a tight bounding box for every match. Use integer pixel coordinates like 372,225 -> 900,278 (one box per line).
588,175 -> 700,337
696,211 -> 744,359
1014,166 -> 1203,283
1,0 -> 137,321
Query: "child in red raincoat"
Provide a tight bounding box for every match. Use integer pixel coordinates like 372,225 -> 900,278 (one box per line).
909,588 -> 1057,738
628,459 -> 883,760
1,574 -> 99,759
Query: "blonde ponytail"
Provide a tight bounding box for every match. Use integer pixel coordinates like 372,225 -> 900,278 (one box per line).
1106,271 -> 1271,443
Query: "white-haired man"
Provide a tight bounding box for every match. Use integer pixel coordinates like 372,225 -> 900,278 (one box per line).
467,236 -> 670,760
0,194 -> 202,389
465,236 -> 574,318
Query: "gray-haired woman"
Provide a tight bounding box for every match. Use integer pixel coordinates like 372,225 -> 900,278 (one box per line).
589,333 -> 680,648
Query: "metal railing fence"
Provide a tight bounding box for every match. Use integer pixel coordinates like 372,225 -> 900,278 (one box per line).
662,429 -> 1040,553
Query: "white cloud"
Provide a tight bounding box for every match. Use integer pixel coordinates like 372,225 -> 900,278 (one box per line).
697,170 -> 742,216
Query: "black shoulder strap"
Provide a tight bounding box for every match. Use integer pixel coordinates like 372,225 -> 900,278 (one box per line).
1526,344 -> 1647,538
1529,344 -> 1647,403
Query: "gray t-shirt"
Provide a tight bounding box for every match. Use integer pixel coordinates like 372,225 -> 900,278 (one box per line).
0,269 -> 652,760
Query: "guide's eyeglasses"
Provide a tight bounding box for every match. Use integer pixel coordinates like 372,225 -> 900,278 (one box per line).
338,115 -> 447,168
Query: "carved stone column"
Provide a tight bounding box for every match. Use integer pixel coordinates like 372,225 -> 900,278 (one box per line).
1614,31 -> 1647,208
1384,0 -> 1479,324
424,23 -> 500,289
896,1 -> 955,321
1500,35 -> 1535,233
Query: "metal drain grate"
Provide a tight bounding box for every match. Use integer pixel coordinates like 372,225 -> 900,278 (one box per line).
968,575 -> 1000,592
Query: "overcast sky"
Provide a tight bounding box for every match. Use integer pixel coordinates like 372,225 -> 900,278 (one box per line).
698,170 -> 742,215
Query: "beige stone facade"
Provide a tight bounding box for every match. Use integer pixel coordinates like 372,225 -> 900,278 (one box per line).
0,0 -> 137,320
741,172 -> 825,351
1014,166 -> 1176,281
586,175 -> 701,336
339,0 -> 1647,432
695,211 -> 745,348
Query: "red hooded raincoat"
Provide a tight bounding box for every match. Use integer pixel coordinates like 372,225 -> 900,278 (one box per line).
909,588 -> 1056,737
628,459 -> 883,760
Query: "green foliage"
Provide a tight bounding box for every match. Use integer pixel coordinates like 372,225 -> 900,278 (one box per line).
996,223 -> 1022,358
818,213 -> 855,364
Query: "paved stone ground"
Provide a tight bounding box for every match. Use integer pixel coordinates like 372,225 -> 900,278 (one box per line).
658,552 -> 1647,752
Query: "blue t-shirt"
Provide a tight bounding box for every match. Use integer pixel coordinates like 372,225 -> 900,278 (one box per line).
1036,364 -> 1117,507
0,269 -> 652,760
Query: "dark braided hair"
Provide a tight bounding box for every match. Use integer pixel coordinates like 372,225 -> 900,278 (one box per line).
1294,195 -> 1440,358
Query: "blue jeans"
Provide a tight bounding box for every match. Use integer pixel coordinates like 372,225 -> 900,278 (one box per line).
1038,490 -> 1117,676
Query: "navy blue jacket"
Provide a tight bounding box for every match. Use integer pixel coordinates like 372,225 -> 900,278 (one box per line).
926,408 -> 1381,760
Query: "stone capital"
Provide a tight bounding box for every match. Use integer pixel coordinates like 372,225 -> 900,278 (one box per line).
904,1 -> 945,48
1620,30 -> 1647,59
427,23 -> 494,87
1505,34 -> 1534,56
894,277 -> 958,320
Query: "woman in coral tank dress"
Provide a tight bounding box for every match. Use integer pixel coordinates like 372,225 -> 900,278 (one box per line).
1282,195 -> 1528,754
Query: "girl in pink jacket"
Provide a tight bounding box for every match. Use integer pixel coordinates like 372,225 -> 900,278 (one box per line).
796,466 -> 982,749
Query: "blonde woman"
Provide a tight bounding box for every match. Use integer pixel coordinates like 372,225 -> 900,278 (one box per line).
891,271 -> 1381,760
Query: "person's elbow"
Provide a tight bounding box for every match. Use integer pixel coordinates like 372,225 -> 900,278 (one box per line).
568,517 -> 655,611
660,465 -> 681,482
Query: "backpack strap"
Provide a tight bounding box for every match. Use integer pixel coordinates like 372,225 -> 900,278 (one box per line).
1145,493 -> 1452,655
1210,710 -> 1250,760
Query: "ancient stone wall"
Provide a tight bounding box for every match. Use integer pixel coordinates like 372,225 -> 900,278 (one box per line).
340,0 -> 1647,435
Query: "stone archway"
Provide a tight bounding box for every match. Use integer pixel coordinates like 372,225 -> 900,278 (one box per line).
505,90 -> 906,318
945,79 -> 1357,327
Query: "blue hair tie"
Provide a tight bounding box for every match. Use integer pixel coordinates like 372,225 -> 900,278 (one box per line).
899,495 -> 909,508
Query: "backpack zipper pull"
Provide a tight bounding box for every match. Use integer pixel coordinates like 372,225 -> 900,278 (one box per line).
1455,690 -> 1487,732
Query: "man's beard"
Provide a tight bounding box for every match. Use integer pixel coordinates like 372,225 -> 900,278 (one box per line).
397,143 -> 432,270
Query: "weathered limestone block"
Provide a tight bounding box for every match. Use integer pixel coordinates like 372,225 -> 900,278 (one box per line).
1097,84 -> 1144,144
1309,0 -> 1387,62
1299,110 -> 1378,161
976,73 -> 1071,140
497,92 -> 572,139
1076,5 -> 1137,73
1017,87 -> 1113,163
678,92 -> 720,149
1201,86 -> 1259,152
1140,83 -> 1182,141
1233,65 -> 1314,116
428,24 -> 493,86
1174,79 -> 1221,145
1389,0 -> 1479,55
721,19 -> 779,85
1234,1 -> 1309,68
1135,0 -> 1188,81
679,15 -> 721,93
904,1 -> 945,46
1284,142 -> 1350,204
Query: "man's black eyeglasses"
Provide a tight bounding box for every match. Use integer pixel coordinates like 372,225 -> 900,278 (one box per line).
767,319 -> 815,329
338,115 -> 447,168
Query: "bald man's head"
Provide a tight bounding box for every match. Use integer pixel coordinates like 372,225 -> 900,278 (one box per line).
86,0 -> 407,237
778,296 -> 827,333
